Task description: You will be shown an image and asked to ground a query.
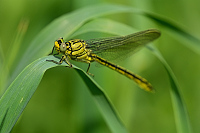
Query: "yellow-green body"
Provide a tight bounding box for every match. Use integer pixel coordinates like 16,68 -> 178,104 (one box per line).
47,29 -> 161,92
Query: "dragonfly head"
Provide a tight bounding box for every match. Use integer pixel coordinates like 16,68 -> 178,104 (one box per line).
54,37 -> 67,53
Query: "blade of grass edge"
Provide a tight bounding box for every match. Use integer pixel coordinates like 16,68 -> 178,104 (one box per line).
75,68 -> 127,133
0,55 -> 127,133
0,108 -> 8,131
147,45 -> 192,133
142,12 -> 200,53
70,18 -> 138,38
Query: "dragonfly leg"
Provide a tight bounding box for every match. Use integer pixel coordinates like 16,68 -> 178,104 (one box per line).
48,46 -> 55,55
47,55 -> 72,67
63,55 -> 72,67
86,63 -> 91,73
48,46 -> 59,56
86,63 -> 94,77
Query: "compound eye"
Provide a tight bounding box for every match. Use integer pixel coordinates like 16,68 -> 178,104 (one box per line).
57,37 -> 64,44
60,43 -> 67,51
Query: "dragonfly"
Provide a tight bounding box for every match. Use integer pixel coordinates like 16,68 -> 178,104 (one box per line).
47,29 -> 161,92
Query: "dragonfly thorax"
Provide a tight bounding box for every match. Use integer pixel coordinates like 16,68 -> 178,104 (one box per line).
63,39 -> 93,61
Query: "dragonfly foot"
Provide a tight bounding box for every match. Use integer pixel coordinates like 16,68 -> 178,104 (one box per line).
87,72 -> 94,77
66,64 -> 73,68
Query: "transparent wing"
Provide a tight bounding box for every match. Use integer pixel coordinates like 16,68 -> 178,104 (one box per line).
85,29 -> 161,61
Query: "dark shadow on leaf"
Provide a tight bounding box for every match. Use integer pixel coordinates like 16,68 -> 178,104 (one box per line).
0,108 -> 9,132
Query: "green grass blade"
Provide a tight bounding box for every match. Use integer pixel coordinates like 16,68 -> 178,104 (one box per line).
0,56 -> 127,133
0,41 -> 5,92
147,46 -> 192,133
6,19 -> 29,70
75,69 -> 127,133
70,18 -> 138,38
0,108 -> 8,131
0,56 -> 57,133
142,12 -> 200,53
1,19 -> 29,94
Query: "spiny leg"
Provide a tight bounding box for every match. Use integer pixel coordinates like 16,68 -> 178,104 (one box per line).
47,55 -> 72,67
46,55 -> 65,64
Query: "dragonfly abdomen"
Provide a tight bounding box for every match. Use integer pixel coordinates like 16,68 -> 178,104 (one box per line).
92,55 -> 153,92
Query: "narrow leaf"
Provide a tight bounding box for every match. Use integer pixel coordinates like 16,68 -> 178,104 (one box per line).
147,46 -> 192,133
142,12 -> 200,53
0,56 -> 127,133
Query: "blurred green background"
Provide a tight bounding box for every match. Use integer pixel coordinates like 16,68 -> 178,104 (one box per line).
0,0 -> 200,133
